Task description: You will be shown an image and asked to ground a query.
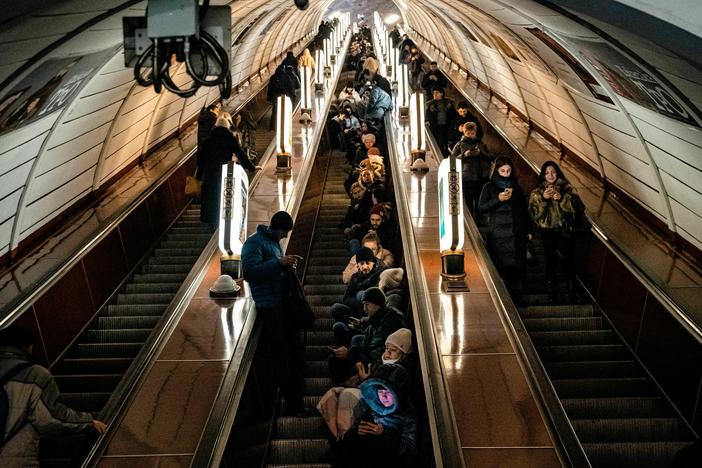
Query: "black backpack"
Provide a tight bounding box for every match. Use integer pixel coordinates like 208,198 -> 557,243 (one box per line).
1,362 -> 33,447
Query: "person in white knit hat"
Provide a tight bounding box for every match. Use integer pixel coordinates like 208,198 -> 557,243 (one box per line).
317,328 -> 414,439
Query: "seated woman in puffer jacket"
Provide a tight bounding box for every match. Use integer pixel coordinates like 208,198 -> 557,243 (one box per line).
331,363 -> 417,468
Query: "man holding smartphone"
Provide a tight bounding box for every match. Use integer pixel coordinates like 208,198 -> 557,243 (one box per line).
242,211 -> 309,416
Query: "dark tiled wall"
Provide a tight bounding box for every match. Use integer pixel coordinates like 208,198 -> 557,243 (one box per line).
15,157 -> 196,368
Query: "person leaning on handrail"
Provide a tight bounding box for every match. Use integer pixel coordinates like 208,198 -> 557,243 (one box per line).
0,326 -> 107,467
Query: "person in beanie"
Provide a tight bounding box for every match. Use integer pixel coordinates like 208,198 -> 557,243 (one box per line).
328,287 -> 404,384
0,326 -> 107,467
342,232 -> 394,284
330,247 -> 386,329
241,211 -> 311,416
317,330 -> 414,440
331,364 -> 417,468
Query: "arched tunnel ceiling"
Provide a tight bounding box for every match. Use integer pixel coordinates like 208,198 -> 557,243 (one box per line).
0,0 -> 701,256
393,0 -> 702,252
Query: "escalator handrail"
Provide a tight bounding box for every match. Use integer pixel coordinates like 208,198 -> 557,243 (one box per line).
422,124 -> 592,468
383,115 -> 465,468
408,33 -> 702,346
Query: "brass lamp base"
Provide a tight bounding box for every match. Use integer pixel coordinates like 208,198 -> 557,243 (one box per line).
323,66 -> 331,78
411,150 -> 426,165
276,153 -> 291,173
220,255 -> 241,279
315,82 -> 324,94
399,106 -> 410,121
300,110 -> 312,123
441,250 -> 468,292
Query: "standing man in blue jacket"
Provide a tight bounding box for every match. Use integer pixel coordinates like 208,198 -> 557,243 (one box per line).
241,211 -> 310,416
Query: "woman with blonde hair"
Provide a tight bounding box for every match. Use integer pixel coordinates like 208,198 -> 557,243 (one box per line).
297,48 -> 316,71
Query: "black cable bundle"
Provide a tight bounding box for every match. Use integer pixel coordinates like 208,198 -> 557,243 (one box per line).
133,0 -> 231,98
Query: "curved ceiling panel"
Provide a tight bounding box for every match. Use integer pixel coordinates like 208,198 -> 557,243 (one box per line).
0,0 -> 327,255
395,0 -> 702,250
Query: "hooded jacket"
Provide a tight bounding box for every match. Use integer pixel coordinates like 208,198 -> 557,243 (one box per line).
358,306 -> 406,362
0,347 -> 94,468
241,225 -> 287,308
364,86 -> 393,120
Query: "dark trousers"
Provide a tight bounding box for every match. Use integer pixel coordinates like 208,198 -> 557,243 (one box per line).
462,179 -> 484,216
260,306 -> 305,412
540,228 -> 576,281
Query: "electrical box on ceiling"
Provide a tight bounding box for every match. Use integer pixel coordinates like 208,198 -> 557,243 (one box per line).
147,0 -> 198,39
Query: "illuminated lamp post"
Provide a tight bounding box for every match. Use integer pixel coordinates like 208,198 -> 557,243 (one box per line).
409,92 -> 426,165
389,47 -> 399,86
438,154 -> 467,290
397,64 -> 410,120
315,50 -> 326,93
325,37 -> 335,66
299,65 -> 312,122
275,95 -> 292,172
323,39 -> 332,77
218,161 -> 249,279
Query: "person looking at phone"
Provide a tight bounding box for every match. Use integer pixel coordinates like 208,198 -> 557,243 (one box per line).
450,121 -> 493,214
330,364 -> 417,468
477,157 -> 530,303
528,161 -> 584,299
328,288 -> 404,385
241,211 -> 310,416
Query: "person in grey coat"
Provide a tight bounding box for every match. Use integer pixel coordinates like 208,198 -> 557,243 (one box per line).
0,327 -> 106,468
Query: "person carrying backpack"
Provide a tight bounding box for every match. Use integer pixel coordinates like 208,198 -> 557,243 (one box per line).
1,326 -> 106,467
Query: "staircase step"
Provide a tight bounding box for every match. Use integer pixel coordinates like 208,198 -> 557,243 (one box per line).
55,358 -> 132,375
125,282 -> 181,294
96,315 -> 161,329
116,293 -> 173,305
572,418 -> 680,442
305,377 -> 333,395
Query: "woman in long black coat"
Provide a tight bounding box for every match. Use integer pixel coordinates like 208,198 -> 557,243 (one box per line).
477,156 -> 530,299
198,117 -> 256,230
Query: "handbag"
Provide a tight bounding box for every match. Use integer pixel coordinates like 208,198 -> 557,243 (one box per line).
526,239 -> 538,267
184,175 -> 202,196
288,269 -> 316,329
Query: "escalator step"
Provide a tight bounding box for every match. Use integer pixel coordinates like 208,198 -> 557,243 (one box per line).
308,257 -> 349,266
572,418 -> 680,442
305,377 -> 333,395
523,317 -> 604,331
54,374 -> 122,393
97,315 -> 161,329
305,361 -> 329,377
133,272 -> 188,283
152,250 -> 202,258
306,346 -> 333,361
58,392 -> 111,412
553,377 -> 654,398
276,417 -> 327,439
530,330 -> 616,346
116,293 -> 173,304
304,284 -> 346,295
105,304 -> 166,316
519,305 -> 595,318
167,233 -> 212,242
71,342 -> 143,358
159,240 -> 208,249
536,344 -> 625,362
311,307 -> 332,318
55,357 -> 133,375
562,397 -> 668,419
305,275 -> 344,285
140,263 -> 194,274
269,439 -> 329,465
147,254 -> 202,265
582,441 -> 693,468
545,360 -> 638,378
312,241 -> 347,249
312,318 -> 334,331
306,266 -> 344,275
83,328 -> 152,343
125,282 -> 181,293
307,295 -> 343,306
305,332 -> 335,345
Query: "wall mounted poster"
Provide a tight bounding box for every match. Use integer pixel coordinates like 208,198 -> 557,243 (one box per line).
564,36 -> 699,127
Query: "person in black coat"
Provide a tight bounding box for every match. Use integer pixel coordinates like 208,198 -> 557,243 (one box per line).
267,65 -> 296,130
451,122 -> 492,215
282,51 -> 298,77
477,156 -> 530,300
421,62 -> 447,100
198,117 -> 256,230
197,101 -> 221,155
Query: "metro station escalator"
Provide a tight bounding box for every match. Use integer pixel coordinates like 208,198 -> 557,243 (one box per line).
265,149 -> 350,467
517,240 -> 696,467
40,203 -> 212,467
